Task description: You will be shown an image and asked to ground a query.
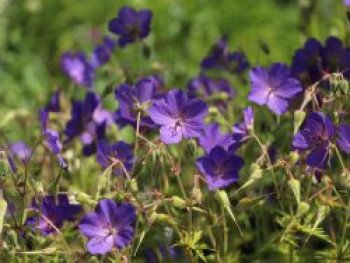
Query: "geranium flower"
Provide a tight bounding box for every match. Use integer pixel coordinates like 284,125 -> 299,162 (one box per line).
26,194 -> 81,235
115,76 -> 159,128
148,89 -> 208,144
108,6 -> 153,47
97,140 -> 133,176
79,199 -> 136,255
248,63 -> 302,115
292,112 -> 335,169
196,146 -> 244,190
291,37 -> 350,85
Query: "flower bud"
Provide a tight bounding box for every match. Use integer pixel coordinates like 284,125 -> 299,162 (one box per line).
250,164 -> 262,180
191,187 -> 202,204
296,202 -> 310,217
289,151 -> 299,165
171,196 -> 187,209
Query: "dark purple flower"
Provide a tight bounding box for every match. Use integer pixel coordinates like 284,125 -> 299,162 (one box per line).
115,76 -> 159,128
188,74 -> 235,106
292,112 -> 335,169
291,37 -> 350,85
91,37 -> 117,68
45,90 -> 60,113
40,109 -> 67,168
229,51 -> 250,74
97,140 -> 133,176
199,123 -> 233,153
231,106 -> 254,148
26,194 -> 81,235
196,146 -> 244,190
79,199 -> 136,255
201,37 -> 249,73
248,63 -> 302,115
10,142 -> 31,163
61,52 -> 94,88
337,125 -> 350,154
148,89 -> 208,144
64,92 -> 111,156
108,6 -> 153,47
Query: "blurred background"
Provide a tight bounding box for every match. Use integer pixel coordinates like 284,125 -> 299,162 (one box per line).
0,0 -> 347,129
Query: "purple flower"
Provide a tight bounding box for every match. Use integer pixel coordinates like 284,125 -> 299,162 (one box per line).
79,199 -> 136,255
91,37 -> 117,68
148,89 -> 208,144
292,112 -> 335,169
188,74 -> 235,106
45,90 -> 60,113
115,77 -> 159,128
40,109 -> 66,168
291,37 -> 350,85
64,92 -> 111,156
198,123 -> 233,153
232,106 -> 254,148
61,52 -> 94,88
26,194 -> 81,235
345,0 -> 350,6
108,6 -> 153,47
97,140 -> 133,176
10,142 -> 31,163
248,63 -> 302,115
337,125 -> 350,154
196,146 -> 244,190
201,37 -> 249,73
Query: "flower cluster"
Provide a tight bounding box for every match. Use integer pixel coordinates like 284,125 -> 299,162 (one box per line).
3,3 -> 350,262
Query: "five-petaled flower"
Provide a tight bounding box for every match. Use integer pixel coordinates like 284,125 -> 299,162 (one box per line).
196,146 -> 244,190
248,63 -> 302,115
108,6 -> 153,47
26,194 -> 81,236
291,37 -> 350,86
148,89 -> 208,144
79,199 -> 136,255
97,140 -> 134,176
115,76 -> 159,128
292,112 -> 335,169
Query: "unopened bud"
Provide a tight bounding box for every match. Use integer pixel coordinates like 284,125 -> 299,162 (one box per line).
171,196 -> 187,209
